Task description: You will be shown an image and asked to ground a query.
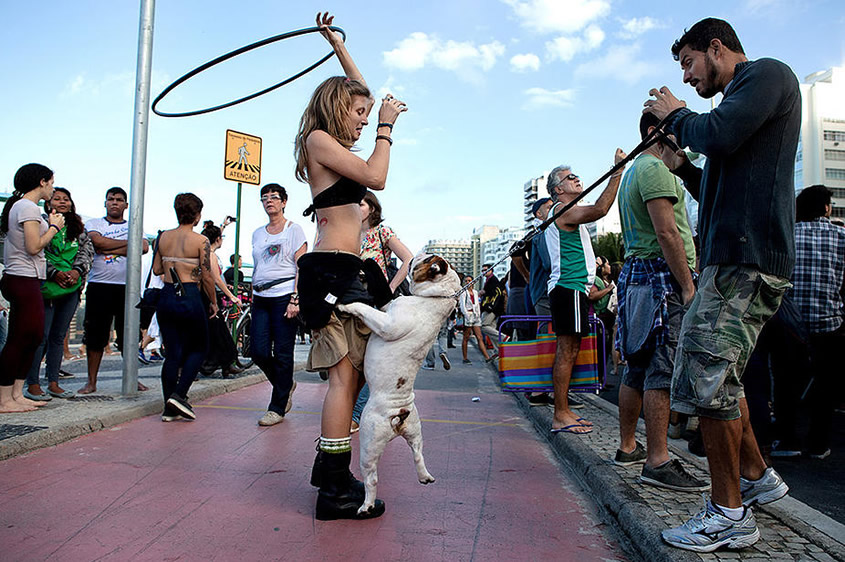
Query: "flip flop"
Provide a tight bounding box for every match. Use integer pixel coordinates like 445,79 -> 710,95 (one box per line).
576,418 -> 594,427
47,389 -> 76,399
550,424 -> 592,435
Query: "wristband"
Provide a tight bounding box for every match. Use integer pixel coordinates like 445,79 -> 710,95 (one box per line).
49,224 -> 60,231
377,122 -> 393,131
376,135 -> 393,146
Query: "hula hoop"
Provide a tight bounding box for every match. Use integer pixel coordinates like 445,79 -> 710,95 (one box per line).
151,26 -> 346,118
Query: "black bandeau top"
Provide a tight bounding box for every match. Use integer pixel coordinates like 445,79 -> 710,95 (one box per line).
303,176 -> 367,221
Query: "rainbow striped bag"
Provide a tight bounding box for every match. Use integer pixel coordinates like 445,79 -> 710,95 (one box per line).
497,316 -> 604,393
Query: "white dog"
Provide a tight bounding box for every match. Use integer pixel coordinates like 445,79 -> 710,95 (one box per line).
337,254 -> 460,515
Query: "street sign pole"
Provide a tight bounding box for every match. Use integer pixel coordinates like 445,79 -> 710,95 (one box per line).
231,182 -> 242,340
122,0 -> 156,396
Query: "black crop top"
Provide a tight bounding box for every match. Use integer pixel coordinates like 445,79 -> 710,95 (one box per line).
303,176 -> 367,220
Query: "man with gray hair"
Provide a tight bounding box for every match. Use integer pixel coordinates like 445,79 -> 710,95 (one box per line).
544,149 -> 625,434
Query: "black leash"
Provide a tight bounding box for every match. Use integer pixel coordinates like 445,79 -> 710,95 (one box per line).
452,108 -> 684,299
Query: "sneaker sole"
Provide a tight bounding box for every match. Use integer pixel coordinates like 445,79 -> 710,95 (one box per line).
440,355 -> 451,370
166,398 -> 196,420
613,457 -> 647,467
743,482 -> 788,506
640,475 -> 710,493
161,415 -> 180,422
663,527 -> 760,553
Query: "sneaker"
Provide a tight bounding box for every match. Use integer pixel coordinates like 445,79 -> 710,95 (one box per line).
770,440 -> 801,458
640,459 -> 710,492
148,351 -> 164,362
662,498 -> 760,552
58,369 -> 75,379
668,422 -> 682,439
258,411 -> 284,426
808,448 -> 831,460
740,467 -> 789,507
568,394 -> 584,409
166,395 -> 196,420
285,380 -> 297,414
439,352 -> 451,371
462,359 -> 472,364
485,351 -> 498,363
614,441 -> 647,466
161,414 -> 180,422
526,393 -> 554,407
421,364 -> 435,370
138,349 -> 150,365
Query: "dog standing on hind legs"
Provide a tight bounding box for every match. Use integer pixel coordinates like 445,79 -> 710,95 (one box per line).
337,254 -> 460,515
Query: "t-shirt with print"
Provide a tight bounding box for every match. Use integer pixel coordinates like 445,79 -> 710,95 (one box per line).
618,154 -> 696,270
3,199 -> 47,278
360,224 -> 396,280
85,217 -> 129,285
251,220 -> 307,298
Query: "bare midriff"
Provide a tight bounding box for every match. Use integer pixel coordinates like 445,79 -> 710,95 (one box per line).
312,202 -> 363,254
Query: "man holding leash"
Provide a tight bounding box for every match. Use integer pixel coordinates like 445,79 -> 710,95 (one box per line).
644,18 -> 799,552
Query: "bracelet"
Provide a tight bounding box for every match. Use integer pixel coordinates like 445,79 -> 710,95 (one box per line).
49,224 -> 60,231
377,122 -> 393,131
376,135 -> 393,146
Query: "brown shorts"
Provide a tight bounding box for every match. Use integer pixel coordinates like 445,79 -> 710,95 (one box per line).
306,310 -> 371,372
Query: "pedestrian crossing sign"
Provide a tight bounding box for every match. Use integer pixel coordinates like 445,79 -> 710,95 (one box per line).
224,129 -> 262,185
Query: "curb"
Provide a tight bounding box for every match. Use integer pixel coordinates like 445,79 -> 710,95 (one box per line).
513,391 -> 699,562
1,362 -> 304,462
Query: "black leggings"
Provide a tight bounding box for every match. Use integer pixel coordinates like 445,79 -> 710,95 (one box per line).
0,274 -> 45,386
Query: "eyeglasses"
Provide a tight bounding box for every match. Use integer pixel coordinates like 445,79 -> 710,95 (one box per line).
563,173 -> 579,181
260,194 -> 282,202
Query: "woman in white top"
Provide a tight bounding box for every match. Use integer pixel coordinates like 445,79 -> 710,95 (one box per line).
459,274 -> 492,364
250,183 -> 307,427
0,163 -> 64,413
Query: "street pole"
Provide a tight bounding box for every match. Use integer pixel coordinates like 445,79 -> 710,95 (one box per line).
231,182 -> 242,340
122,0 -> 156,396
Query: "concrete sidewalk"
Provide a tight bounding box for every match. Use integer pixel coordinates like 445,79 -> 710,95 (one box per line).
505,377 -> 845,561
0,344 -> 311,462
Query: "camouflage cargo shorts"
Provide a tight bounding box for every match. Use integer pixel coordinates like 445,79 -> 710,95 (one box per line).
670,264 -> 790,421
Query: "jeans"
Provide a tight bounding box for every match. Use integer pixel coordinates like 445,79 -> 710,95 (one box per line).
424,322 -> 447,367
26,291 -> 81,386
251,294 -> 298,415
156,283 -> 208,401
352,383 -> 370,424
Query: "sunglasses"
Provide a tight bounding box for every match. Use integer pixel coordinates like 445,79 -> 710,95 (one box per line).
563,173 -> 579,181
260,194 -> 283,202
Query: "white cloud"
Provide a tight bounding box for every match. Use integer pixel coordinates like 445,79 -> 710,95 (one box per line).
510,53 -> 541,72
523,87 -> 577,109
545,25 -> 605,62
575,43 -> 659,84
502,0 -> 611,34
617,17 -> 664,39
383,33 -> 505,78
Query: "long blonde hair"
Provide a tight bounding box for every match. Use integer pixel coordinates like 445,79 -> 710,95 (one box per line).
294,76 -> 371,183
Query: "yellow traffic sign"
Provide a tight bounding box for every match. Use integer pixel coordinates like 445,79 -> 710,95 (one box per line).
224,129 -> 262,185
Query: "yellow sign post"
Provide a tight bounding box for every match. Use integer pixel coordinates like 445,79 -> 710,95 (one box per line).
224,129 -> 262,185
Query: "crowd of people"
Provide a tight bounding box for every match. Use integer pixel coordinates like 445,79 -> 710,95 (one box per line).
1,12 -> 841,553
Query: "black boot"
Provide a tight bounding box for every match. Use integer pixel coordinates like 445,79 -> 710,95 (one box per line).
310,450 -> 366,497
315,451 -> 385,520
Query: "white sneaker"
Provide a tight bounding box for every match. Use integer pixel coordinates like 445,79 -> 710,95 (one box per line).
662,497 -> 760,553
258,411 -> 284,426
740,467 -> 789,506
439,352 -> 451,370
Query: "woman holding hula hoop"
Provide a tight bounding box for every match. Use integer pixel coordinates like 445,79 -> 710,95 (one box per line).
294,12 -> 406,521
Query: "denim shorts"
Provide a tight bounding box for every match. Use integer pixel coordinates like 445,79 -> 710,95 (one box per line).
622,292 -> 685,392
670,264 -> 789,420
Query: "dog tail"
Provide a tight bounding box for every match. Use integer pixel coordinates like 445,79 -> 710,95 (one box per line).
390,408 -> 411,431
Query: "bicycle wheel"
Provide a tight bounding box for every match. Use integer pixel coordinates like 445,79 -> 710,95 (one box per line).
235,310 -> 254,369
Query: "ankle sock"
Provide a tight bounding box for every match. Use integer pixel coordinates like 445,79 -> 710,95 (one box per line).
715,503 -> 745,520
319,436 -> 352,454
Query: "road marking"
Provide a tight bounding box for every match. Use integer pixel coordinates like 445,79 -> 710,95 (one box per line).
194,405 -> 521,427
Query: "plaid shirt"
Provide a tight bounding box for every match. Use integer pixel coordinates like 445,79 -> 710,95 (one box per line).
614,257 -> 679,356
790,218 -> 845,334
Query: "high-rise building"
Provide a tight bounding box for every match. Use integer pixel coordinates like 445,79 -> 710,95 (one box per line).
422,239 -> 473,277
796,66 -> 845,219
481,226 -> 525,280
523,174 -> 548,230
471,225 -> 500,280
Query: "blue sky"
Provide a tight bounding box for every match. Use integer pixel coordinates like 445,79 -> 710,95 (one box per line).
1,0 -> 843,260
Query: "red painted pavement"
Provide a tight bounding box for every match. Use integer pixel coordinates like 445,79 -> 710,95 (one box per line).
1,380 -> 626,561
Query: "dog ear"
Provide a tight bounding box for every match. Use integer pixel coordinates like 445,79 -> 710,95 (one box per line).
412,255 -> 449,283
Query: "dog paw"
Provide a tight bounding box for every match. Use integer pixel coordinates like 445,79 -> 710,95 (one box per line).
336,303 -> 349,313
419,475 -> 436,485
357,503 -> 374,515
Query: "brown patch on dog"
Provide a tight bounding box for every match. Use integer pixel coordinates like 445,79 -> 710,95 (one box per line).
391,408 -> 412,432
412,255 -> 450,283
396,377 -> 407,388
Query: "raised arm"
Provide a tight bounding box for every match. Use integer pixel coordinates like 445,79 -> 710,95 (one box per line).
23,211 -> 64,255
317,12 -> 365,86
556,149 -> 627,228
